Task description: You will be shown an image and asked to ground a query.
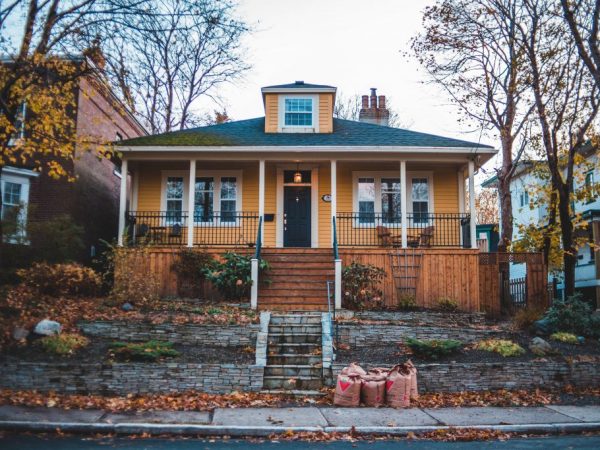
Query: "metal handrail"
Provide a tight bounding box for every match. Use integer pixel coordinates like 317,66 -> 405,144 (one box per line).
332,215 -> 339,260
254,216 -> 263,260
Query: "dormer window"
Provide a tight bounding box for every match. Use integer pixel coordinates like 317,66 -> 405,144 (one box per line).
284,98 -> 313,126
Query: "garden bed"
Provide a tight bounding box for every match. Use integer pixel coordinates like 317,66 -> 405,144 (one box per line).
336,332 -> 600,365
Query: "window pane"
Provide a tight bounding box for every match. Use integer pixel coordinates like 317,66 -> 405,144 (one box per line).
166,200 -> 182,223
220,177 -> 236,200
195,177 -> 214,221
284,99 -> 313,126
358,201 -> 375,224
166,177 -> 183,199
412,178 -> 428,201
413,201 -> 428,223
358,178 -> 375,201
3,182 -> 21,205
220,200 -> 236,222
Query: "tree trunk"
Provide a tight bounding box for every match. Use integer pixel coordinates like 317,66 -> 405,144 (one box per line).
558,185 -> 576,297
497,173 -> 513,252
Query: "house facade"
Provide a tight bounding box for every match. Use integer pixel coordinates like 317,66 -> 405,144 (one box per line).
1,63 -> 146,260
117,81 -> 498,311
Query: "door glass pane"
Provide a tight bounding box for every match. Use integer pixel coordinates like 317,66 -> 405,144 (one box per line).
220,177 -> 236,222
412,178 -> 429,223
166,177 -> 183,223
195,177 -> 214,222
381,178 -> 401,223
358,178 -> 375,223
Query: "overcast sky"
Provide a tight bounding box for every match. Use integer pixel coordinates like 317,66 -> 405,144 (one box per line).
218,0 -> 497,156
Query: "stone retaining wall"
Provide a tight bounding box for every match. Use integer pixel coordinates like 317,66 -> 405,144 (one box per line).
337,323 -> 505,346
78,321 -> 259,347
0,362 -> 264,395
348,311 -> 487,326
332,357 -> 600,392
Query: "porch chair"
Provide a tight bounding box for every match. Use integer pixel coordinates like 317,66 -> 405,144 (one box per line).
168,223 -> 183,244
376,226 -> 402,247
407,226 -> 435,248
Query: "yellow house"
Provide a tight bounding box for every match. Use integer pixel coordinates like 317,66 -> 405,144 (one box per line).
116,81 -> 498,311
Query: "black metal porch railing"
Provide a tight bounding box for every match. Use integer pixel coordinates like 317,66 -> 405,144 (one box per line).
126,211 -> 260,246
335,212 -> 471,247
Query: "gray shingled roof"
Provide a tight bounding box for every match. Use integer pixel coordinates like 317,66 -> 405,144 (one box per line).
262,81 -> 336,90
119,117 -> 494,149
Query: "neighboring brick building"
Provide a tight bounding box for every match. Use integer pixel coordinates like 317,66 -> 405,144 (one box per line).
1,62 -> 146,261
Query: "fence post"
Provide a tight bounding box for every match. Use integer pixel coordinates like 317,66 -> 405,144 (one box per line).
334,259 -> 342,309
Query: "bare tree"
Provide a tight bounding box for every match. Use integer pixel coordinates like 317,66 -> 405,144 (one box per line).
476,188 -> 499,224
560,0 -> 600,92
517,0 -> 600,297
333,92 -> 412,128
104,0 -> 250,134
411,0 -> 533,252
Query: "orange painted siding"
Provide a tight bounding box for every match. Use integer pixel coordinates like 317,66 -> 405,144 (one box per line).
319,93 -> 334,133
264,94 -> 278,133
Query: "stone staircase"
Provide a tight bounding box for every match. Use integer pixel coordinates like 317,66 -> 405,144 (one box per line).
262,312 -> 324,393
258,249 -> 334,311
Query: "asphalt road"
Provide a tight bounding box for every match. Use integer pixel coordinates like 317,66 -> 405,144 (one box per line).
1,434 -> 600,449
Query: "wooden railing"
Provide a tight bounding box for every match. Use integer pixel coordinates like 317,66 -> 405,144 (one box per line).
335,212 -> 471,247
126,211 -> 260,247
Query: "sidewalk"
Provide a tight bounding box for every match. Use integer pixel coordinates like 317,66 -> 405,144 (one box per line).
0,404 -> 599,436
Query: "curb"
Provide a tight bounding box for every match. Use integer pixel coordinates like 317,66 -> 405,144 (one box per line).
1,420 -> 600,437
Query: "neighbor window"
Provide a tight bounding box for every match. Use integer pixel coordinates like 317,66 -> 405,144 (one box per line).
586,171 -> 595,203
1,171 -> 31,241
381,178 -> 401,223
519,190 -> 529,208
219,177 -> 237,222
284,98 -> 313,126
7,103 -> 26,145
358,177 -> 375,223
165,177 -> 184,223
411,178 -> 429,223
194,177 -> 214,222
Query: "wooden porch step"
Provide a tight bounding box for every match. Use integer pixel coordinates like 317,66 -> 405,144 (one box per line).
261,281 -> 329,290
264,262 -> 334,270
259,304 -> 328,312
260,290 -> 327,297
261,248 -> 333,255
267,268 -> 334,275
264,255 -> 333,262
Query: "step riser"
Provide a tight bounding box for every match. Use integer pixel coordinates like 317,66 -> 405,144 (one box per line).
270,316 -> 322,325
264,367 -> 322,377
268,325 -> 322,334
260,289 -> 328,297
265,256 -> 334,263
267,355 -> 322,365
260,305 -> 328,312
268,343 -> 320,354
263,378 -> 323,390
269,334 -> 321,344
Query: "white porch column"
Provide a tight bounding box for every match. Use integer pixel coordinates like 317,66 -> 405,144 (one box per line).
468,160 -> 477,249
250,258 -> 259,310
258,159 -> 265,243
117,158 -> 128,247
187,159 -> 196,247
400,160 -> 408,248
330,159 -> 337,245
334,259 -> 342,309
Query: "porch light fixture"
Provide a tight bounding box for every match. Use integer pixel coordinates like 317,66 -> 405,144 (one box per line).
293,164 -> 303,183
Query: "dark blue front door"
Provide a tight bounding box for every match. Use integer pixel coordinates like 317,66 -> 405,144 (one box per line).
284,186 -> 311,247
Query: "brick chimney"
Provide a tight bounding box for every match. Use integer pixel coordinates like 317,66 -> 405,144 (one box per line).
359,88 -> 390,126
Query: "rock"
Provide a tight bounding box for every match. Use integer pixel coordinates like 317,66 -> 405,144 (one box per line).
533,318 -> 554,335
577,336 -> 585,344
33,319 -> 62,336
529,337 -> 552,356
12,327 -> 29,340
122,302 -> 134,312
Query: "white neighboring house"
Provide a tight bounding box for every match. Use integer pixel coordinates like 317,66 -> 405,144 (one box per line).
482,153 -> 600,307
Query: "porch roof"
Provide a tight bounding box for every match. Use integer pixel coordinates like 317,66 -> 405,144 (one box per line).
118,117 -> 495,150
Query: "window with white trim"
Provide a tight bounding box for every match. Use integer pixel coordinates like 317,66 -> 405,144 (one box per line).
219,177 -> 237,222
165,177 -> 184,223
381,178 -> 402,223
1,172 -> 31,241
194,177 -> 214,222
358,177 -> 375,223
519,190 -> 529,208
284,98 -> 313,126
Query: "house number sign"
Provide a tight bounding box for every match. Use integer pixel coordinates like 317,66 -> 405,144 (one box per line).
321,194 -> 331,202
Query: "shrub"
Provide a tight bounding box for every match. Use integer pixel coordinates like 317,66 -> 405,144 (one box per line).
17,262 -> 101,297
171,249 -> 214,298
342,262 -> 386,310
109,340 -> 179,362
404,338 -> 463,360
542,294 -> 598,337
512,306 -> 545,330
28,215 -> 85,263
203,252 -> 268,301
397,293 -> 418,310
474,339 -> 525,357
108,247 -> 161,308
436,297 -> 459,312
37,333 -> 89,356
550,332 -> 579,344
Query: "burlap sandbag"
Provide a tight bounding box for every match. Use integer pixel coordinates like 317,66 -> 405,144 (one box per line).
405,360 -> 419,399
360,373 -> 386,407
334,373 -> 361,406
385,364 -> 411,408
341,362 -> 366,376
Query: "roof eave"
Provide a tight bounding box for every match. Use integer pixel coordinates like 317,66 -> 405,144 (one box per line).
261,87 -> 337,94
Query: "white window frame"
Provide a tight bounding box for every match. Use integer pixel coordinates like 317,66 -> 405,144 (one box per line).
1,167 -> 38,243
160,170 -> 243,227
278,94 -> 319,133
352,171 -> 434,228
7,103 -> 26,146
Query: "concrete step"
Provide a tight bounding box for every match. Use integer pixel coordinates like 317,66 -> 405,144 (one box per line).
263,376 -> 323,390
268,324 -> 322,334
268,333 -> 321,344
264,365 -> 322,377
270,314 -> 322,325
260,389 -> 326,397
268,342 -> 321,355
260,304 -> 329,312
267,353 -> 322,365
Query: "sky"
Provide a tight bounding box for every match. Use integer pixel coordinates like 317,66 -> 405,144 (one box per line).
218,0 -> 497,156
